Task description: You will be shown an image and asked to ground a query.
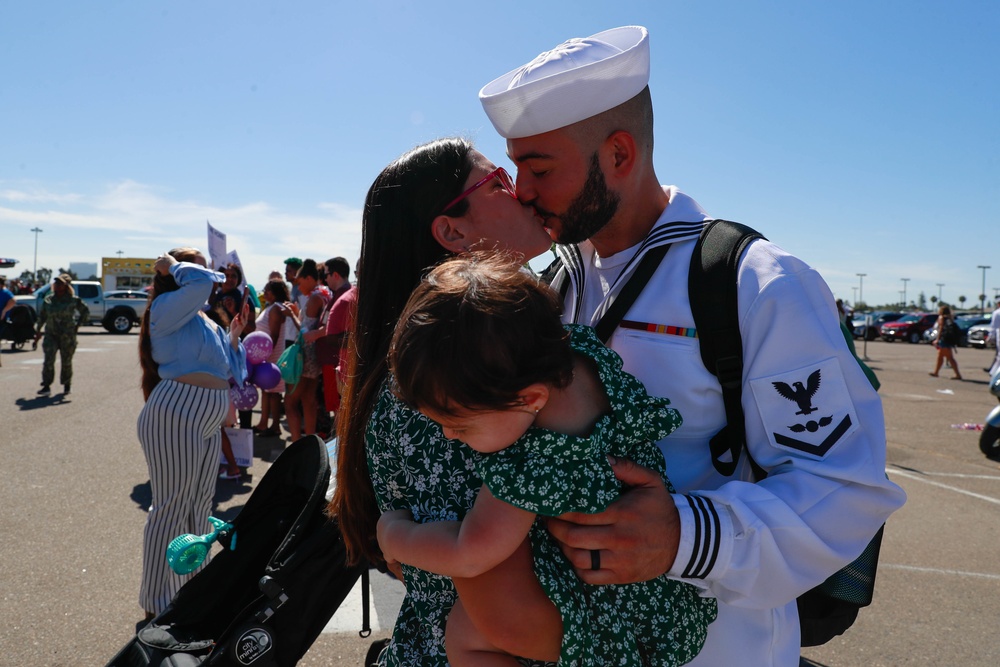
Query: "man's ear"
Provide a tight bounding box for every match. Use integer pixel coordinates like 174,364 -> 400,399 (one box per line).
430,215 -> 470,253
603,130 -> 637,178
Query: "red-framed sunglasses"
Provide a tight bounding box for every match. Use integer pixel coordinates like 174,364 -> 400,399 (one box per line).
441,167 -> 517,214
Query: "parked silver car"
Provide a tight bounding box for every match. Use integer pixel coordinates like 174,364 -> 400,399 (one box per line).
967,323 -> 995,349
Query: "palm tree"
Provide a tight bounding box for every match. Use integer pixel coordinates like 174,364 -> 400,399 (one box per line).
958,295 -> 967,310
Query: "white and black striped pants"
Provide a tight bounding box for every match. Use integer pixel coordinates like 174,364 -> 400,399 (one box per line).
137,379 -> 228,614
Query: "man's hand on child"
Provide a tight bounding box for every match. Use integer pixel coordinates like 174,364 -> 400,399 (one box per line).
546,456 -> 680,585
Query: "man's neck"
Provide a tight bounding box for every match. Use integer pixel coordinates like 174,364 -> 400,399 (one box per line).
589,183 -> 670,258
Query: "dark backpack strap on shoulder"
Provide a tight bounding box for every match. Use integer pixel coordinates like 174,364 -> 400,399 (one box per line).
594,243 -> 670,344
541,245 -> 669,342
688,220 -> 765,478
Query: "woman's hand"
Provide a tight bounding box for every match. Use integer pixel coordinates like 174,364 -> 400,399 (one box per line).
383,557 -> 404,581
376,508 -> 415,565
545,456 -> 680,585
229,301 -> 251,345
153,253 -> 178,276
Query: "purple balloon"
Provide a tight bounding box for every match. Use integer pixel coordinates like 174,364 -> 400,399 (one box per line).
243,331 -> 274,365
251,362 -> 282,391
230,381 -> 259,411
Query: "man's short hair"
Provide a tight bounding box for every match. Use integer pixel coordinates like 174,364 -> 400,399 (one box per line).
284,257 -> 303,268
324,257 -> 350,280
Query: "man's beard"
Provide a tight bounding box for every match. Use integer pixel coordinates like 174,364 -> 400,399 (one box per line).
548,152 -> 620,245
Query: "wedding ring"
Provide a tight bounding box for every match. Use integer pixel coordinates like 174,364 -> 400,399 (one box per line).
590,549 -> 601,571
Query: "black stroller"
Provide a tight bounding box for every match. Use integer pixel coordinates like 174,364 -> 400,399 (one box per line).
106,436 -> 368,666
1,304 -> 36,350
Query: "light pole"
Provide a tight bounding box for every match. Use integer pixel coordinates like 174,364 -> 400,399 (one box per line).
901,278 -> 910,310
852,286 -> 858,305
30,227 -> 43,285
936,283 -> 944,303
856,273 -> 869,360
977,265 -> 990,315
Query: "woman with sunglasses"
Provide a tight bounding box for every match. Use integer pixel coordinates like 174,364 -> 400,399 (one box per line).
329,138 -> 557,666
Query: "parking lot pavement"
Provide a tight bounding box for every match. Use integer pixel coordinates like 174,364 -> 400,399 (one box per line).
2,332 -> 999,666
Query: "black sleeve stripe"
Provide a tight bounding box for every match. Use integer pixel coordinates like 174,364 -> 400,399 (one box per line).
682,494 -> 722,579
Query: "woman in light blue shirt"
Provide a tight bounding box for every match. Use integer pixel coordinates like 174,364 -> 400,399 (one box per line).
136,247 -> 249,619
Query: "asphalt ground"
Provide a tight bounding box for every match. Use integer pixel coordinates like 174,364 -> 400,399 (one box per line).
1,329 -> 999,666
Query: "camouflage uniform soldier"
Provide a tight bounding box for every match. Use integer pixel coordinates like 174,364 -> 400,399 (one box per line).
33,274 -> 89,396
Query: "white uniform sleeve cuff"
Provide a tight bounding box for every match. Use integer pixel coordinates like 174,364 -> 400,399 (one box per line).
669,493 -> 734,581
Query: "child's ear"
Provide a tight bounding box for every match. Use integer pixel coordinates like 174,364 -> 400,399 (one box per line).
430,214 -> 470,253
518,384 -> 550,413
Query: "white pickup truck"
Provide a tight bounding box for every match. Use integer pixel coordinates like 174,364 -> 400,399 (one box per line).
14,281 -> 148,334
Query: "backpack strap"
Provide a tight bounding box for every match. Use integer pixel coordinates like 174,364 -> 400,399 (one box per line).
594,244 -> 670,344
359,566 -> 372,638
688,220 -> 766,478
542,244 -> 671,344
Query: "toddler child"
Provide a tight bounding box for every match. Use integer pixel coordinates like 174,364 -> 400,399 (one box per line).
377,252 -> 717,667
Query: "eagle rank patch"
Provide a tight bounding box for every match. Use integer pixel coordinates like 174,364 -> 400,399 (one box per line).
750,357 -> 859,459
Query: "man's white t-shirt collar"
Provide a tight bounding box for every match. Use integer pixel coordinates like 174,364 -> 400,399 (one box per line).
579,186 -> 708,325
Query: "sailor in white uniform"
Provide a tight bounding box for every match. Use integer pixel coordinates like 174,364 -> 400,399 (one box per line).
479,25 -> 906,666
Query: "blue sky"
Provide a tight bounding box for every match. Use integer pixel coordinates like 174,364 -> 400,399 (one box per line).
2,1 -> 998,310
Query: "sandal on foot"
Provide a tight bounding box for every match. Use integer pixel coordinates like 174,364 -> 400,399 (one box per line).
219,470 -> 242,480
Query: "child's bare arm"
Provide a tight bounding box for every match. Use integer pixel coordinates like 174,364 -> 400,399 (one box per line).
377,485 -> 535,578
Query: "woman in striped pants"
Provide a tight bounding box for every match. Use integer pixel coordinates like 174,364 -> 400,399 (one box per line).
137,248 -> 249,619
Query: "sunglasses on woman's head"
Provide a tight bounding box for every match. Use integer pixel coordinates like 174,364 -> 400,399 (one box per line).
441,167 -> 517,214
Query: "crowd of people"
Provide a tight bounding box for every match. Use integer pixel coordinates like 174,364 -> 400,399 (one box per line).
133,250 -> 358,618
7,21 -> 912,667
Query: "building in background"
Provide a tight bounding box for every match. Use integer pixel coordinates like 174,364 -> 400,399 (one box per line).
101,256 -> 157,291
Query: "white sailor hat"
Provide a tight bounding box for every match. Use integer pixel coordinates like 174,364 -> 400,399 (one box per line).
480,25 -> 650,139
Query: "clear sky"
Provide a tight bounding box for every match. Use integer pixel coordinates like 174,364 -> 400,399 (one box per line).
2,1 -> 998,310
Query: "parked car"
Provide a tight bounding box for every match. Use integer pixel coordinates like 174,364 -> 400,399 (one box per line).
967,323 -> 996,349
853,311 -> 904,341
925,316 -> 990,346
13,281 -> 147,334
104,289 -> 149,301
880,313 -> 938,343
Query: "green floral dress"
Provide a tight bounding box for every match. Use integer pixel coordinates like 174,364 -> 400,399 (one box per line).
476,325 -> 717,666
368,382 -> 543,666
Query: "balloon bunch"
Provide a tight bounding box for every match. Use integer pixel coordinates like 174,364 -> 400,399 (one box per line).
229,331 -> 281,410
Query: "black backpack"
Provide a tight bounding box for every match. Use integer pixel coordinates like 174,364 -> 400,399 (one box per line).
688,220 -> 883,647
547,219 -> 884,647
940,318 -> 960,346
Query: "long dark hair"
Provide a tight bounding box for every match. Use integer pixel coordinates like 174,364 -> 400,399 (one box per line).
138,247 -> 204,401
390,252 -> 572,416
329,138 -> 474,565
